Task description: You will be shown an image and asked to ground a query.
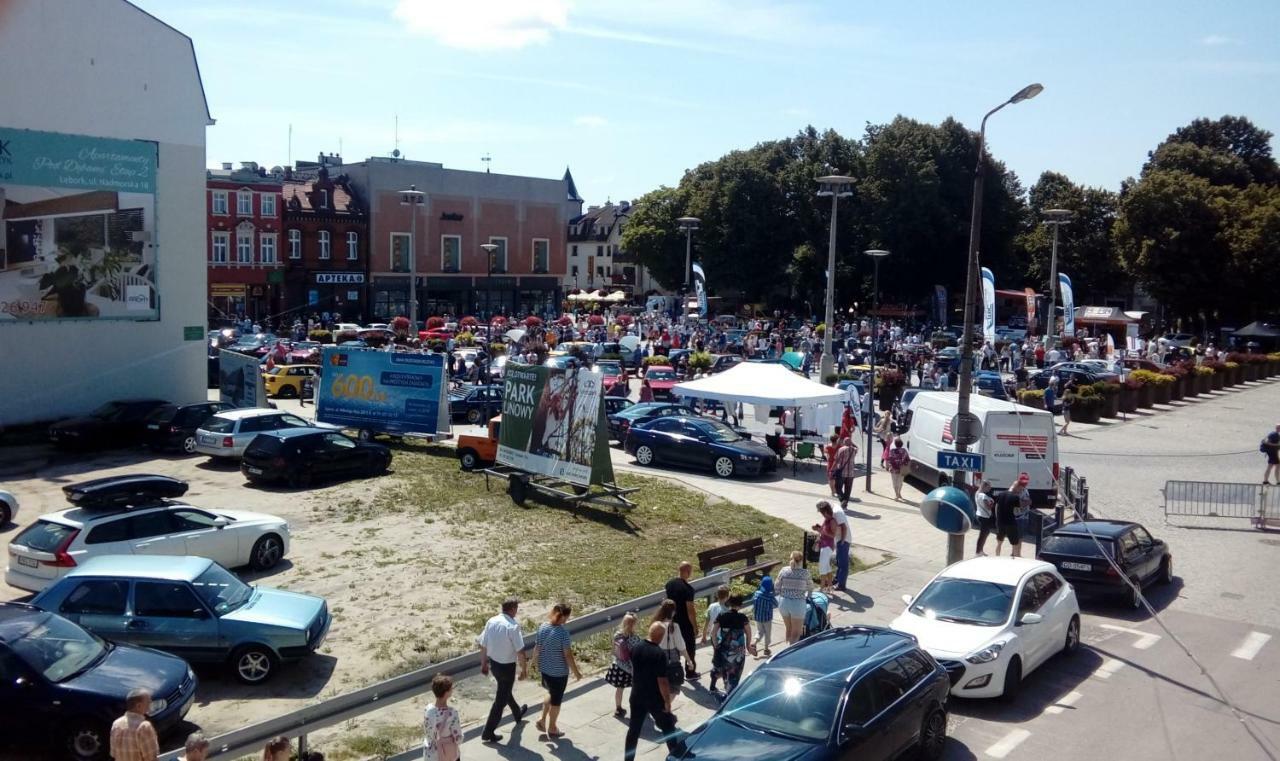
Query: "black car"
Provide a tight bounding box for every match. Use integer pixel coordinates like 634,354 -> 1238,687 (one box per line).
449,383 -> 504,424
672,626 -> 949,761
604,397 -> 635,417
624,415 -> 777,478
1038,520 -> 1173,608
48,399 -> 170,450
142,402 -> 235,454
241,428 -> 392,488
607,402 -> 698,443
1030,367 -> 1103,392
0,602 -> 197,761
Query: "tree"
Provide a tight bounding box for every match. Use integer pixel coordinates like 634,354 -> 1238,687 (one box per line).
618,186 -> 687,291
1152,115 -> 1279,185
1018,172 -> 1124,304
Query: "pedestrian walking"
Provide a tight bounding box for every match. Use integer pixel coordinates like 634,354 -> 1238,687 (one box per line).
639,378 -> 654,402
110,689 -> 159,761
749,575 -> 777,657
623,622 -> 688,761
261,737 -> 293,761
530,603 -> 582,738
477,597 -> 529,743
886,438 -> 910,500
833,437 -> 859,508
177,732 -> 210,761
1059,379 -> 1077,435
422,674 -> 462,761
812,502 -> 838,592
973,480 -> 995,555
605,612 -> 643,717
663,562 -> 700,680
652,599 -> 690,687
776,551 -> 814,644
993,474 -> 1031,557
1262,425 -> 1280,484
829,501 -> 852,592
708,595 -> 754,700
701,585 -> 730,645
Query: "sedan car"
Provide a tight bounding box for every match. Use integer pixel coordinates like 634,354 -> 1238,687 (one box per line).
194,408 -> 312,459
0,602 -> 197,761
891,557 -> 1080,700
141,402 -> 235,454
625,415 -> 777,478
241,428 -> 392,488
642,365 -> 678,399
593,359 -> 625,391
48,399 -> 171,450
671,626 -> 949,761
286,340 -> 322,364
1038,520 -> 1172,608
263,364 -> 320,398
607,402 -> 698,443
449,383 -> 504,424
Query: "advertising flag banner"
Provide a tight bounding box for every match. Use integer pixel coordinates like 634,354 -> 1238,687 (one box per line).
980,267 -> 996,346
1024,288 -> 1037,336
218,350 -> 267,409
933,285 -> 947,325
316,348 -> 447,435
691,261 -> 708,318
497,362 -> 614,487
1058,273 -> 1076,337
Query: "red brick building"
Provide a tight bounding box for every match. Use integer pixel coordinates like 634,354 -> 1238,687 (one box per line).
281,158 -> 368,322
206,162 -> 283,323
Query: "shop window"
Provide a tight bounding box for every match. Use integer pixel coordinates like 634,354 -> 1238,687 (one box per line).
441,235 -> 461,272
319,230 -> 331,260
211,232 -> 229,263
212,191 -> 228,215
532,238 -> 550,273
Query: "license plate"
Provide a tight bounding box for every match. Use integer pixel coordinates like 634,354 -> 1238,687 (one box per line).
147,423 -> 160,430
246,466 -> 263,475
1061,561 -> 1091,572
16,555 -> 38,568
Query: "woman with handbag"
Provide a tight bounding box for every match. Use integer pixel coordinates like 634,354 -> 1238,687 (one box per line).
652,599 -> 689,691
423,674 -> 462,761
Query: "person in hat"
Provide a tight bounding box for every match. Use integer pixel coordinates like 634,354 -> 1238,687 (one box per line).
993,474 -> 1031,557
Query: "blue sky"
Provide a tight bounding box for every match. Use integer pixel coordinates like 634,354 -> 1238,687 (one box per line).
136,0 -> 1279,204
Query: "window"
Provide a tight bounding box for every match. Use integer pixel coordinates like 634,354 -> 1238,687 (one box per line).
1035,573 -> 1062,603
134,581 -> 207,619
85,518 -> 131,545
211,232 -> 229,263
237,190 -> 252,216
288,229 -> 301,259
1119,531 -> 1140,559
1017,578 -> 1040,616
441,235 -> 461,272
318,230 -> 331,259
324,433 -> 357,450
1132,527 -> 1154,547
347,231 -> 359,260
597,245 -> 603,256
571,265 -> 579,277
597,266 -> 604,277
128,511 -> 174,540
212,190 -> 228,215
842,677 -> 881,728
236,231 -> 253,263
61,580 -> 128,616
319,189 -> 329,208
237,416 -> 276,434
170,509 -> 222,532
261,193 -> 276,216
571,244 -> 578,257
488,237 -> 508,273
896,651 -> 933,685
260,233 -> 277,264
532,238 -> 550,273
391,233 -> 411,272
650,418 -> 683,433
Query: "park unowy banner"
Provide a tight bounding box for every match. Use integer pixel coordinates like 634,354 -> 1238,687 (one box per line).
497,362 -> 615,487
1058,273 -> 1076,337
316,348 -> 449,435
980,267 -> 996,347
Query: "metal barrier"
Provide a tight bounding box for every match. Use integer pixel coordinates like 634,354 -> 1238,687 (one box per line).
159,569 -> 741,761
1163,480 -> 1280,528
1060,466 -> 1089,520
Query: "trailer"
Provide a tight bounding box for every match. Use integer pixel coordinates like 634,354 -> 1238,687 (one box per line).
480,465 -> 639,511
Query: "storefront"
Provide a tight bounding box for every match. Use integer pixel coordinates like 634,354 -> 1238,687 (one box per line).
307,271 -> 365,321
209,283 -> 246,321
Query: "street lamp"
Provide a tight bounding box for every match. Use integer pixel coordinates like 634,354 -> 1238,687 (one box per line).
816,175 -> 854,382
480,242 -> 499,320
677,216 -> 700,318
954,82 -> 1043,565
863,249 -> 890,489
399,185 -> 424,332
1042,209 -> 1073,351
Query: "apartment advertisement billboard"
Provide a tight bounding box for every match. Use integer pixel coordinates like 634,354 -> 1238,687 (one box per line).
497,362 -> 614,486
316,348 -> 448,435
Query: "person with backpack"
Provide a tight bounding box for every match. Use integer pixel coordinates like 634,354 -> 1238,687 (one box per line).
708,595 -> 755,700
605,613 -> 643,718
1262,425 -> 1280,484
422,675 -> 462,761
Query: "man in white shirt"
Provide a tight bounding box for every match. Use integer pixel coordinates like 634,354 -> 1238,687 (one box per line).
479,597 -> 529,742
830,502 -> 853,592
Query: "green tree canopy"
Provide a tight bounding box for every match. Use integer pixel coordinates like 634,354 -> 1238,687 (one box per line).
1018,172 -> 1123,304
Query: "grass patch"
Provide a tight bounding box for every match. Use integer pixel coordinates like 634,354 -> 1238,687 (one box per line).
329,722 -> 421,760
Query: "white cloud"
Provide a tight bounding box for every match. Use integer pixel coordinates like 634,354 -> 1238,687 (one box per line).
1201,34 -> 1242,46
392,0 -> 569,50
573,115 -> 608,128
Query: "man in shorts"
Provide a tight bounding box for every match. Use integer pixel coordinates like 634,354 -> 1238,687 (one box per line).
1262,425 -> 1280,484
993,473 -> 1031,558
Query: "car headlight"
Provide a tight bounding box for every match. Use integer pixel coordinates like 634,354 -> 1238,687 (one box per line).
966,642 -> 1006,664
147,698 -> 168,715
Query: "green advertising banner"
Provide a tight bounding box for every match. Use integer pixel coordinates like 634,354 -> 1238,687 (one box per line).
497,362 -> 615,487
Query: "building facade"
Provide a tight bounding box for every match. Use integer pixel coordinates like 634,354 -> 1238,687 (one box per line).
206,162 -> 283,323
281,157 -> 368,322
565,199 -> 671,299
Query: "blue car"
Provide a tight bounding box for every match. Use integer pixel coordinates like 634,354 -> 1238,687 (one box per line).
0,601 -> 197,761
624,415 -> 776,478
32,555 -> 330,685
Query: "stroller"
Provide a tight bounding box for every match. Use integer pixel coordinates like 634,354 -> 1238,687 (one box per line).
801,591 -> 831,640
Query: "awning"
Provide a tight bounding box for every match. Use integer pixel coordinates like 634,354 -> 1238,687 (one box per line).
1231,321 -> 1280,339
210,284 -> 246,297
1075,306 -> 1133,325
673,362 -> 845,407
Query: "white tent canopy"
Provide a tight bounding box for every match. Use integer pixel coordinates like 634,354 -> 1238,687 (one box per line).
673,362 -> 846,406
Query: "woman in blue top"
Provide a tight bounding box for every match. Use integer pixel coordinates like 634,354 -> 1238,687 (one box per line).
531,603 -> 583,738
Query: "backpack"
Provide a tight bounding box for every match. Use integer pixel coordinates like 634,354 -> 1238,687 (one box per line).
1263,438 -> 1271,454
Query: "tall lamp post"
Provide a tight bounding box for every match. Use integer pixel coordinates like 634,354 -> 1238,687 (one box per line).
863,249 -> 890,489
480,242 -> 499,320
1042,209 -> 1073,351
399,185 -> 425,332
816,176 -> 854,382
677,216 -> 700,319
953,83 -> 1043,565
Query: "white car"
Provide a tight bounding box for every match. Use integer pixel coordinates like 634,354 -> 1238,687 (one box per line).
5,499 -> 290,593
890,557 -> 1080,700
0,489 -> 17,526
195,408 -> 312,459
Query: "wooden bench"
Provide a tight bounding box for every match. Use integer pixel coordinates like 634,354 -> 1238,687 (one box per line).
697,537 -> 780,581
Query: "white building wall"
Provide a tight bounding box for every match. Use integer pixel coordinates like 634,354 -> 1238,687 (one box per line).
0,0 -> 210,425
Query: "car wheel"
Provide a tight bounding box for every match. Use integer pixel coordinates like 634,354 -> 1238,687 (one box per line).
230,644 -> 278,684
65,717 -> 109,761
1160,556 -> 1174,585
250,534 -> 284,571
916,707 -> 947,761
459,449 -> 480,471
1000,656 -> 1022,701
279,385 -> 297,399
714,456 -> 736,478
357,429 -> 373,443
181,435 -> 199,454
635,445 -> 655,466
0,499 -> 11,526
466,408 -> 483,425
1063,615 -> 1081,655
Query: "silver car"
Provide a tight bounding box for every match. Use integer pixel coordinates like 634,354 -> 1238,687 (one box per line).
194,409 -> 312,459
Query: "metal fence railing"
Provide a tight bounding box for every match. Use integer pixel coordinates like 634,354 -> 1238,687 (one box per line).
1163,480 -> 1280,528
1060,466 -> 1089,520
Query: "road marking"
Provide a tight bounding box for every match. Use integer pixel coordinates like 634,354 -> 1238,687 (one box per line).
1093,657 -> 1126,679
1044,690 -> 1083,715
985,728 -> 1032,759
1100,623 -> 1162,649
1230,631 -> 1272,661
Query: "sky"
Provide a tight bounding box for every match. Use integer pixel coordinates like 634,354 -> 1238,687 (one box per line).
135,0 -> 1280,205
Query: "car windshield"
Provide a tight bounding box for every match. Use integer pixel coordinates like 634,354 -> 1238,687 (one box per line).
596,362 -> 621,374
717,668 -> 842,742
8,613 -> 107,682
909,578 -> 1014,626
699,420 -> 741,443
191,564 -> 254,615
1042,534 -> 1113,558
647,369 -> 675,380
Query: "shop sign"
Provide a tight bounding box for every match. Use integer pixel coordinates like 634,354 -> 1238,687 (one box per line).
315,272 -> 365,285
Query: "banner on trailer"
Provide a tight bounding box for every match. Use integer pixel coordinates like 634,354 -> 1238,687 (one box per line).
692,261 -> 708,318
316,348 -> 447,435
218,350 -> 267,409
933,285 -> 947,326
1024,288 -> 1037,336
980,267 -> 996,346
1058,273 -> 1075,337
497,362 -> 614,486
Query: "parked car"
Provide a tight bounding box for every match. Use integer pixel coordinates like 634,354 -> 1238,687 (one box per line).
1038,520 -> 1173,608
625,415 -> 777,478
5,474 -> 290,593
607,402 -> 698,443
263,364 -> 320,398
642,365 -> 678,399
671,626 -> 950,761
241,428 -> 392,487
0,601 -> 197,760
141,402 -> 235,454
1045,361 -> 1119,382
194,408 -> 312,459
225,333 -> 278,356
974,371 -> 1009,401
593,359 -> 624,391
48,399 -> 171,450
32,555 -> 329,685
891,557 -> 1080,700
603,397 -> 635,417
1029,366 -> 1105,392
1122,357 -> 1167,373
449,383 -> 504,424
287,341 -> 322,364
0,489 -> 17,527
456,417 -> 501,471
708,353 -> 744,374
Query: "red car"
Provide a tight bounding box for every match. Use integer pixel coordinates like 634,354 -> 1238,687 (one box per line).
1123,358 -> 1167,372
595,360 -> 624,392
287,341 -> 322,364
644,365 -> 678,399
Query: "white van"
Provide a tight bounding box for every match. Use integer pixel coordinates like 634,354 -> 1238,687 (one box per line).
900,392 -> 1059,505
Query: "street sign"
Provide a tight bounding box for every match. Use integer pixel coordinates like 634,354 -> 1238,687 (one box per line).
937,450 -> 985,472
950,412 -> 982,446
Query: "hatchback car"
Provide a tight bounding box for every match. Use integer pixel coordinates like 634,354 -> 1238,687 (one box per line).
32,555 -> 330,685
194,408 -> 312,459
672,626 -> 949,761
0,602 -> 197,761
241,428 -> 392,488
1038,520 -> 1172,608
625,416 -> 777,478
891,557 -> 1080,700
142,402 -> 235,454
263,364 -> 320,398
48,399 -> 171,450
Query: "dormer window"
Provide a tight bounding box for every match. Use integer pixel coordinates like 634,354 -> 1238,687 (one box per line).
318,190 -> 329,209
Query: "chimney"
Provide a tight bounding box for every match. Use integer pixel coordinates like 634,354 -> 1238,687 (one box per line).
587,205 -> 600,213
221,162 -> 232,171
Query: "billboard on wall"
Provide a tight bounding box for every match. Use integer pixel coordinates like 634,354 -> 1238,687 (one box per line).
0,126 -> 159,322
497,362 -> 614,487
218,350 -> 267,409
316,348 -> 449,435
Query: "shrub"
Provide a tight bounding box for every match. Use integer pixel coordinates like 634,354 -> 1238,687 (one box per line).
688,351 -> 714,370
1091,381 -> 1120,397
392,316 -> 412,333
428,340 -> 446,352
1018,389 -> 1045,406
642,355 -> 670,367
1202,359 -> 1227,373
814,323 -> 826,336
822,373 -> 839,385
459,316 -> 478,327
1225,361 -> 1240,370
599,352 -> 624,361
1070,390 -> 1104,412
1194,366 -> 1214,376
309,329 -> 333,344
1128,369 -> 1170,385
456,331 -> 474,346
1268,352 -> 1280,362
335,329 -> 358,344
488,342 -> 506,355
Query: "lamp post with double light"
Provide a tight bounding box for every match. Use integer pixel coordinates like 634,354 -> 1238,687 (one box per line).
399,185 -> 425,332
863,249 -> 890,489
816,176 -> 854,382
1042,209 -> 1073,351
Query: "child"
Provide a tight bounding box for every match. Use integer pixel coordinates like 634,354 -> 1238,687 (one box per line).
604,612 -> 643,718
423,674 -> 461,761
703,585 -> 730,691
750,575 -> 778,657
709,595 -> 755,700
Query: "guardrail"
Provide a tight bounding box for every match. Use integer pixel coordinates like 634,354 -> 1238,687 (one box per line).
161,569 -> 741,761
1163,480 -> 1280,528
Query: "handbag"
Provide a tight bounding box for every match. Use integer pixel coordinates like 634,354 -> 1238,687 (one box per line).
662,629 -> 685,687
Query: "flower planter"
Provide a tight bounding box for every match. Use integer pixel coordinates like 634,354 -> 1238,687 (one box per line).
1170,377 -> 1184,401
1101,393 -> 1120,418
1245,364 -> 1259,382
1073,405 -> 1103,424
1154,383 -> 1172,405
1137,385 -> 1155,408
1019,395 -> 1045,410
1212,373 -> 1225,390
1119,387 -> 1138,413
1199,374 -> 1212,394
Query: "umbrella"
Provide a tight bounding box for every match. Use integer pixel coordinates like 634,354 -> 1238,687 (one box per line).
619,335 -> 641,352
505,328 -> 527,343
606,290 -> 627,302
